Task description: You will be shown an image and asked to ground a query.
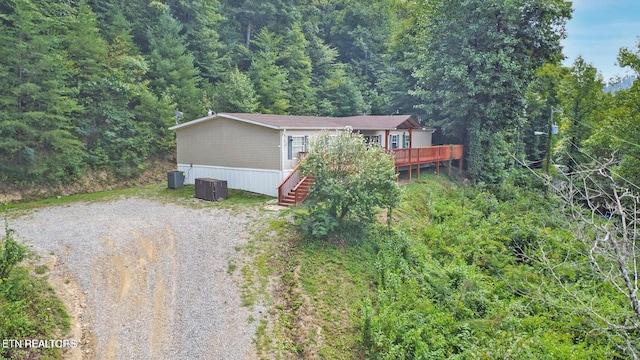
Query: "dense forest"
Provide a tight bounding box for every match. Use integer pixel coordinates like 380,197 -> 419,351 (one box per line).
2,1 -> 640,358
0,0 -> 638,191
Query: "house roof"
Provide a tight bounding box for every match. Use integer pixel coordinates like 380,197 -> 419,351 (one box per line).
169,113 -> 431,131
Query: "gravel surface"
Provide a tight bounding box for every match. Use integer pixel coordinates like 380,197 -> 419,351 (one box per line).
7,197 -> 265,359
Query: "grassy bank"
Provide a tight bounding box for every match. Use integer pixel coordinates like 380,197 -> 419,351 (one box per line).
0,184 -> 272,215
245,217 -> 378,359
0,226 -> 70,360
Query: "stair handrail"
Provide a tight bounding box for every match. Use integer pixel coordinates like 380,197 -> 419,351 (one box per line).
277,160 -> 306,204
291,175 -> 313,204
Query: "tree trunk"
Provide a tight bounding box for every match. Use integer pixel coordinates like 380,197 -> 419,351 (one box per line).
245,22 -> 252,49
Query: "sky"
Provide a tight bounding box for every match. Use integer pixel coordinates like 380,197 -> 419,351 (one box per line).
561,0 -> 640,82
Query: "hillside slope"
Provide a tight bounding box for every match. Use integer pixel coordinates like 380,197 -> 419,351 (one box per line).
253,173 -> 620,358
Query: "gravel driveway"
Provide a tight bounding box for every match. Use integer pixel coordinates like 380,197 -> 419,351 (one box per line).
6,197 -> 265,360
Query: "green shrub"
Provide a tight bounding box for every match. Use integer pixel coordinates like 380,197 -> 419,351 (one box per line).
296,131 -> 399,240
0,221 -> 27,281
359,180 -> 616,359
0,222 -> 69,360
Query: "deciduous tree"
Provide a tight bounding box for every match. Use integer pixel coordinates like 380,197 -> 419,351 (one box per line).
297,131 -> 400,239
411,0 -> 571,183
585,41 -> 640,187
557,56 -> 604,173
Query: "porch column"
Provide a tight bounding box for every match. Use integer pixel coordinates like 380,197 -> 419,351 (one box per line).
409,128 -> 413,148
385,130 -> 390,152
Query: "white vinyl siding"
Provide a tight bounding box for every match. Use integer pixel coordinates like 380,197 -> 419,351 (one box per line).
177,164 -> 283,197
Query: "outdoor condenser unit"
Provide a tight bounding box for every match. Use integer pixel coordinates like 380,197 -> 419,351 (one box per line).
167,171 -> 185,189
195,178 -> 228,201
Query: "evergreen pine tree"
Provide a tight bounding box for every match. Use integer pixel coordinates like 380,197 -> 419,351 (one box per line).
213,68 -> 259,113
0,0 -> 84,183
166,0 -> 226,82
280,24 -> 317,115
249,29 -> 290,114
147,5 -> 204,121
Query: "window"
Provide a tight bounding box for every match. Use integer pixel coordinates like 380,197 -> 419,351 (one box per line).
389,134 -> 400,149
364,135 -> 381,147
403,132 -> 410,148
287,135 -> 309,160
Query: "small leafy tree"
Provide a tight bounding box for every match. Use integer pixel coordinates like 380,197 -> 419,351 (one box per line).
0,219 -> 27,282
297,130 -> 400,239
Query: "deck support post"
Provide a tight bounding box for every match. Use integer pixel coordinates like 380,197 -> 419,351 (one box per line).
408,148 -> 412,180
448,144 -> 453,177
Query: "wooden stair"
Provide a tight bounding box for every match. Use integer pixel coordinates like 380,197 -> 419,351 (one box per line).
278,176 -> 314,206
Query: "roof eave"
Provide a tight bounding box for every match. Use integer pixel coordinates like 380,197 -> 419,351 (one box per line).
219,113 -> 280,129
168,115 -> 214,130
169,113 -> 281,131
281,126 -> 400,131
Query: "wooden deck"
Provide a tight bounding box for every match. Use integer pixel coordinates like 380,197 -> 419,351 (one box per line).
393,144 -> 464,180
277,145 -> 463,206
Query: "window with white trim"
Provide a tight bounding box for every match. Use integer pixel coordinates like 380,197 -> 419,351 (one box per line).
287,135 -> 309,160
403,132 -> 410,148
389,134 -> 400,149
364,135 -> 382,147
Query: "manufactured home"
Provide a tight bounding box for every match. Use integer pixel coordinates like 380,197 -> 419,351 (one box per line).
169,113 -> 437,197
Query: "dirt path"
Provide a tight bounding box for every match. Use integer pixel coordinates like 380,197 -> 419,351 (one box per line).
7,198 -> 265,359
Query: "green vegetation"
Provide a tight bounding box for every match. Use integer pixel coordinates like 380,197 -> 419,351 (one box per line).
411,0 -> 571,183
0,224 -> 26,281
249,171 -> 635,358
297,131 -> 399,239
0,0 -> 639,357
0,184 -> 271,215
0,0 -> 637,192
0,224 -> 70,360
360,175 -> 616,359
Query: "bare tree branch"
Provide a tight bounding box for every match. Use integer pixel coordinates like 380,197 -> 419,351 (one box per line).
539,158 -> 640,356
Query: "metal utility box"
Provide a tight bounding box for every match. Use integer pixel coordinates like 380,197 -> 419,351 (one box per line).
167,171 -> 185,189
195,178 -> 228,201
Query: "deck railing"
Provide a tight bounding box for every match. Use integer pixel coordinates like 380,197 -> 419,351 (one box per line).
291,175 -> 313,204
278,145 -> 464,204
277,162 -> 302,205
393,145 -> 463,166
393,144 -> 463,179
277,157 -> 314,206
